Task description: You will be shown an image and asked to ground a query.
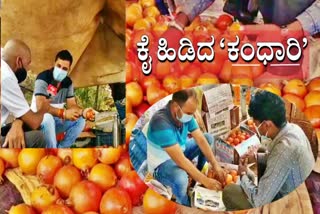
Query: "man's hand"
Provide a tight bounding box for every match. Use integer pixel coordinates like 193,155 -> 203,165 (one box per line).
83,108 -> 96,121
2,120 -> 25,148
202,177 -> 222,191
212,164 -> 227,185
238,157 -> 248,177
65,109 -> 81,121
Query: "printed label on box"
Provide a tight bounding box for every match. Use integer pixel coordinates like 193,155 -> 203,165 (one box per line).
205,111 -> 231,138
194,186 -> 225,211
203,84 -> 234,116
215,138 -> 234,164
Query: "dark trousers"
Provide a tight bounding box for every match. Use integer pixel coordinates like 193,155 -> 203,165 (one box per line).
1,130 -> 46,148
222,184 -> 253,211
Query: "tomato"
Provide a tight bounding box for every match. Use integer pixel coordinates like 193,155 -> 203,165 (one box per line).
227,137 -> 234,144
225,174 -> 233,185
31,186 -> 60,213
57,149 -> 72,165
307,77 -> 320,92
37,155 -> 63,184
133,18 -> 151,30
126,99 -> 133,114
134,102 -> 150,117
88,163 -> 117,192
72,149 -> 98,172
152,22 -> 168,38
96,147 -> 121,165
126,113 -> 139,145
125,29 -> 133,50
304,105 -> 320,128
0,158 -> 5,181
155,60 -> 172,80
180,75 -> 195,89
143,6 -> 160,18
215,14 -> 233,31
228,21 -> 243,40
68,180 -> 102,213
247,119 -> 254,125
184,64 -> 202,81
54,165 -> 82,199
114,155 -> 133,178
239,135 -> 246,141
86,109 -> 95,121
140,0 -> 155,8
42,204 -> 74,214
163,75 -> 181,94
219,60 -> 232,83
18,149 -> 46,175
143,188 -> 177,214
231,63 -> 253,79
100,187 -> 132,214
126,61 -> 134,83
146,85 -> 169,106
132,30 -> 154,51
126,3 -> 143,27
196,73 -> 219,86
283,79 -> 307,98
250,59 -> 264,79
126,82 -> 144,107
140,75 -> 161,93
200,56 -> 224,75
231,77 -> 253,87
259,82 -> 282,96
118,171 -> 148,206
9,204 -> 36,214
283,94 -> 306,112
233,138 -> 240,145
184,17 -> 201,32
304,91 -> 320,108
0,149 -> 20,168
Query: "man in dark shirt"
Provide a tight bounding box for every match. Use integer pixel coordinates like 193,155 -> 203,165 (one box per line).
31,50 -> 92,148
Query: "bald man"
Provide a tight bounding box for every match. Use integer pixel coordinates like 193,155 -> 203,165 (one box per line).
1,39 -> 49,148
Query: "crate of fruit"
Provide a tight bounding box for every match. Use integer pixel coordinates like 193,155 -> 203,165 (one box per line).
215,126 -> 260,164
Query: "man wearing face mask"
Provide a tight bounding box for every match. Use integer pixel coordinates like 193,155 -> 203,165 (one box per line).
31,50 -> 92,148
146,88 -> 226,206
222,90 -> 315,210
1,39 -> 49,148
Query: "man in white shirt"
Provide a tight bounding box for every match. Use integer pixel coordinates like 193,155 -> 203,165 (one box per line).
1,39 -> 49,148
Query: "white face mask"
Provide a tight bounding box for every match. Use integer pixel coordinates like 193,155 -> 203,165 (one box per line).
53,66 -> 68,82
255,121 -> 273,148
176,105 -> 193,123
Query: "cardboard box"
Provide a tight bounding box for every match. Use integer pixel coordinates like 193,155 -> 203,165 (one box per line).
202,84 -> 234,115
203,111 -> 231,138
201,84 -> 236,138
214,126 -> 260,164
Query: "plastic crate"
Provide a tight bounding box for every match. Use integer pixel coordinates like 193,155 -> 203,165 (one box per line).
93,125 -> 125,147
129,128 -> 147,171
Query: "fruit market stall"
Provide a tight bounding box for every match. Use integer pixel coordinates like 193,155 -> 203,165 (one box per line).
129,84 -> 319,214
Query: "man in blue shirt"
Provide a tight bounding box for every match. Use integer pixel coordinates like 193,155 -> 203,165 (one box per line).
147,88 -> 226,206
222,90 -> 315,210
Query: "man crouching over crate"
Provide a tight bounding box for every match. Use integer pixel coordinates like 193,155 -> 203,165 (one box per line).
222,90 -> 315,211
146,88 -> 227,206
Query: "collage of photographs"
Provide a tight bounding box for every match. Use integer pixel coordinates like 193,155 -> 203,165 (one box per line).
0,0 -> 320,213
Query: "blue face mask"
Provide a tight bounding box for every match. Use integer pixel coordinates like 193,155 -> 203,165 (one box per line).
53,66 -> 68,82
176,106 -> 193,123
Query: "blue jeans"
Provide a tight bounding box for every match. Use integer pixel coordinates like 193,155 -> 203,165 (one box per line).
153,133 -> 214,206
41,113 -> 86,148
